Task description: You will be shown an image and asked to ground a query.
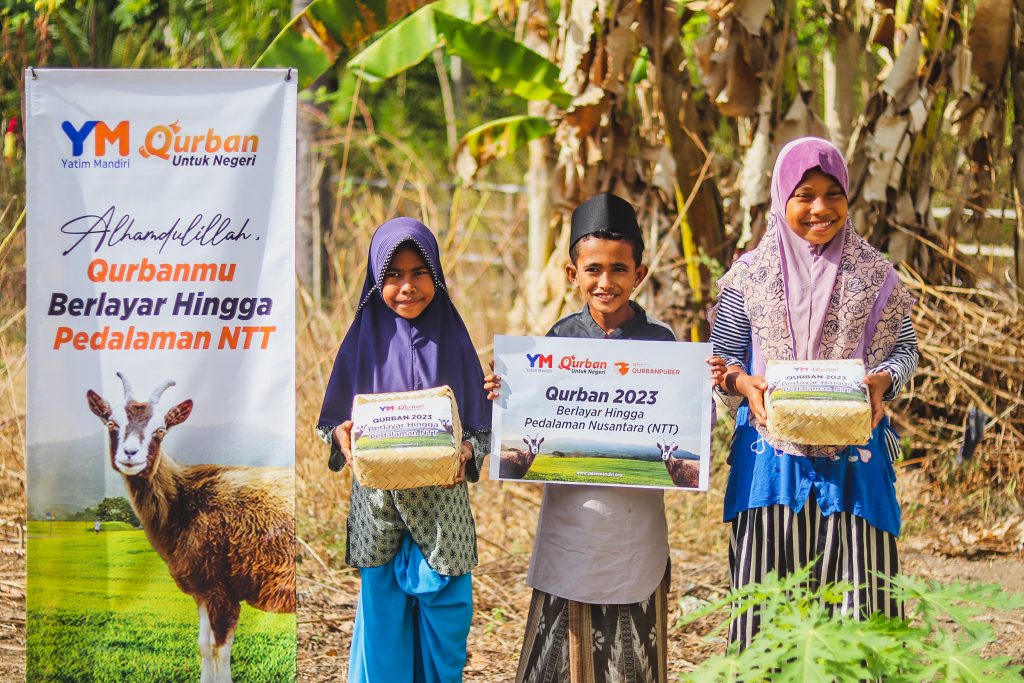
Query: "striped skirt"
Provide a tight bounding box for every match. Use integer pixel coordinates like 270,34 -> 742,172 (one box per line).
729,493 -> 902,649
515,566 -> 669,683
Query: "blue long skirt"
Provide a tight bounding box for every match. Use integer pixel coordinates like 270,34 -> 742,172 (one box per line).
348,535 -> 473,683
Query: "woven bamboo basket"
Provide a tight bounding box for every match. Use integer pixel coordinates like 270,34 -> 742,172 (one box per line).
765,360 -> 871,446
351,386 -> 462,490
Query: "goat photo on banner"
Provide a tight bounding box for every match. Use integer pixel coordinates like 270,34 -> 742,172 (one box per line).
25,70 -> 297,683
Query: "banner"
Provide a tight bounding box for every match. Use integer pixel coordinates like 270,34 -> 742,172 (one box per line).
25,70 -> 296,682
489,335 -> 713,490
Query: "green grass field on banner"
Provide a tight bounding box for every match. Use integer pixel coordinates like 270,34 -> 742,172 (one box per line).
522,455 -> 679,487
27,521 -> 296,683
770,390 -> 866,402
356,433 -> 453,450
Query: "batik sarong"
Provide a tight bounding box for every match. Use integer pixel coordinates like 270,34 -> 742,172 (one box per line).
515,565 -> 669,683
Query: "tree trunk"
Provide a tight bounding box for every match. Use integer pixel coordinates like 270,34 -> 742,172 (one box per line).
505,0 -> 556,334
524,111 -> 554,332
1014,0 -> 1024,291
292,0 -> 315,297
655,1 -> 728,339
824,3 -> 860,152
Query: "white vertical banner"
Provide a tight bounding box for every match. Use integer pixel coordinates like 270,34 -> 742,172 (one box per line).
25,70 -> 296,682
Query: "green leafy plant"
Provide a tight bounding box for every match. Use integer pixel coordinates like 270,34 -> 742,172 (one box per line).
484,606 -> 507,634
676,564 -> 1024,682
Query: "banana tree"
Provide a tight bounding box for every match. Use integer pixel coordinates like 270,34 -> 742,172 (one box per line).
534,0 -> 728,338
844,0 -> 967,281
695,0 -> 1008,287
257,0 -> 496,294
822,0 -> 864,152
694,0 -> 829,247
260,0 -> 730,337
945,0 -> 1014,287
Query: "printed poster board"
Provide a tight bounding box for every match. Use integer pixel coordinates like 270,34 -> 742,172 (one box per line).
25,69 -> 296,682
489,335 -> 713,490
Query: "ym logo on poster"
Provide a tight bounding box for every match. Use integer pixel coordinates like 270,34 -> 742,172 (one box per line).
61,120 -> 130,157
526,353 -> 553,370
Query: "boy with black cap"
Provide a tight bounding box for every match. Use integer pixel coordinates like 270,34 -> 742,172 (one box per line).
486,192 -> 674,683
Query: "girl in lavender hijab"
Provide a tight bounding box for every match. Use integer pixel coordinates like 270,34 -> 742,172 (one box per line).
708,137 -> 918,648
316,218 -> 491,682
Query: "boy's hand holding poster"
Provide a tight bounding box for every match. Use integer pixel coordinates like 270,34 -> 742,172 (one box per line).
489,335 -> 713,490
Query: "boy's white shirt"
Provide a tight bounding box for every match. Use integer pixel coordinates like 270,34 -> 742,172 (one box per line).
527,484 -> 668,604
524,304 -> 673,605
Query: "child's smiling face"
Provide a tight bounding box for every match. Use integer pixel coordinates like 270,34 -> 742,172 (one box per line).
566,237 -> 647,331
381,244 -> 436,319
784,169 -> 848,245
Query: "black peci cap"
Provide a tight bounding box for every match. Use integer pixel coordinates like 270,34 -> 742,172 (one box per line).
569,192 -> 643,250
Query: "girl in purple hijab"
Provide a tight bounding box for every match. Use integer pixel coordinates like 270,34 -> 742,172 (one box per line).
709,138 -> 919,648
316,217 -> 491,682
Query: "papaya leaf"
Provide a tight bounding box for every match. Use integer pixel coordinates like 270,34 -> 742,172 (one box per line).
681,569 -> 1023,682
846,613 -> 923,677
255,0 -> 434,89
454,115 -> 554,181
346,0 -> 495,82
891,574 -> 1024,637
766,606 -> 869,682
681,655 -> 744,683
914,629 -> 1022,682
432,12 -> 572,107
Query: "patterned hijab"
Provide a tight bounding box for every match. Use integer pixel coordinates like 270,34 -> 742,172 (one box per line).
717,137 -> 915,455
317,218 -> 491,436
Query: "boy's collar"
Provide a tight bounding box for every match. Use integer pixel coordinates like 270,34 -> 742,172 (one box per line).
581,301 -> 644,338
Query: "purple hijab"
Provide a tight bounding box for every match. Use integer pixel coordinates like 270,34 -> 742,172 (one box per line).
770,137 -> 850,360
317,218 -> 491,435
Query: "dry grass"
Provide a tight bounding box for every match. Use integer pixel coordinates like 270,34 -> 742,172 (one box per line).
0,186 -> 26,680
0,177 -> 1022,680
887,261 -> 1024,531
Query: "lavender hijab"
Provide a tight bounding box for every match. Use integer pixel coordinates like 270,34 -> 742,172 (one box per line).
317,218 -> 491,436
770,138 -> 850,360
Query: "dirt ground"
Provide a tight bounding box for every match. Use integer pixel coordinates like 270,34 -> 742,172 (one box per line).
292,474 -> 1024,682
0,466 -> 1021,681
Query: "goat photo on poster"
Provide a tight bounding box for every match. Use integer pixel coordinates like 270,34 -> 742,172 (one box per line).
26,371 -> 296,683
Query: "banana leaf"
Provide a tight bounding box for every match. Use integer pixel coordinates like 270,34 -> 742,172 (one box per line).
433,12 -> 572,107
454,115 -> 554,180
347,0 -> 495,81
255,0 -> 435,89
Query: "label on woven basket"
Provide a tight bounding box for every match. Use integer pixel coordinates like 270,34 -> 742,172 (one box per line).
765,360 -> 867,403
765,360 -> 871,446
351,395 -> 457,452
